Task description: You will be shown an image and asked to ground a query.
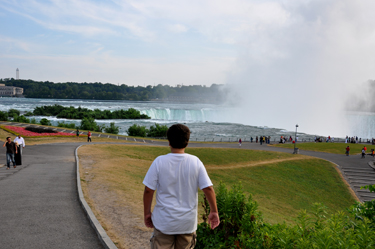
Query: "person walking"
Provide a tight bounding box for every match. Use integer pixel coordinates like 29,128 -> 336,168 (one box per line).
361,148 -> 366,158
239,138 -> 242,147
143,124 -> 219,248
76,128 -> 80,140
13,134 -> 25,165
3,137 -> 17,169
251,137 -> 253,143
260,136 -> 263,145
256,136 -> 258,143
87,131 -> 92,142
345,146 -> 350,156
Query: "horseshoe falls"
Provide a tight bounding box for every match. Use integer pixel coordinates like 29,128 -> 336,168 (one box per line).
0,97 -> 373,140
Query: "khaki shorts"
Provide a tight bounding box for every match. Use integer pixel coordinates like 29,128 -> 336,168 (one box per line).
150,228 -> 196,249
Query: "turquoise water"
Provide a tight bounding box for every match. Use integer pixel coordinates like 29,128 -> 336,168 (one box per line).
0,97 -> 367,141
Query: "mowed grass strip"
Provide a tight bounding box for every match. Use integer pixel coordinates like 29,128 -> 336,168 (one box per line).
271,142 -> 372,155
79,144 -> 357,227
207,159 -> 356,224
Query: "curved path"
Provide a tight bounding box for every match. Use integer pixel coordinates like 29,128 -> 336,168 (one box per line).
0,123 -> 374,247
0,143 -> 104,248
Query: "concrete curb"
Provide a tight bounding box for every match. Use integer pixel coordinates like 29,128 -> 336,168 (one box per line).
368,161 -> 375,171
75,145 -> 118,249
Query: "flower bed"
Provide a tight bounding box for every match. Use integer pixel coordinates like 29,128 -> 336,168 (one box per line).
1,126 -> 75,137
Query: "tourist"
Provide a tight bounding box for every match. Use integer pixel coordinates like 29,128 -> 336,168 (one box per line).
256,136 -> 258,143
76,128 -> 80,140
361,148 -> 366,158
143,124 -> 219,248
260,136 -> 263,145
372,149 -> 375,157
239,138 -> 242,147
345,146 -> 350,156
87,131 -> 92,142
251,137 -> 253,143
13,134 -> 25,165
3,137 -> 17,169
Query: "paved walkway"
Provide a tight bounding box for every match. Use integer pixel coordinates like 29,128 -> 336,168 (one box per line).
0,143 -> 103,248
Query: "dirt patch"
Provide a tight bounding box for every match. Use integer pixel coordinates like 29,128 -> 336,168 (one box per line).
79,145 -> 152,249
207,155 -> 310,170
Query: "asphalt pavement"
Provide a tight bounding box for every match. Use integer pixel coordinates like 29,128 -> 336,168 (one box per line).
0,143 -> 103,249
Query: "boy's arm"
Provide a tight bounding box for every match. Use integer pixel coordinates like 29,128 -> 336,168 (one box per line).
143,186 -> 155,228
202,186 -> 220,229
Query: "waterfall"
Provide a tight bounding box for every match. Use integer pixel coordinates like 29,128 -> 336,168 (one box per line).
140,108 -> 216,122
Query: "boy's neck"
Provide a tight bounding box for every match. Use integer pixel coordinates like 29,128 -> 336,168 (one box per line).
170,147 -> 186,154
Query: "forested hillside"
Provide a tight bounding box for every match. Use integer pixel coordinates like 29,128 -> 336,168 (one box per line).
0,78 -> 224,102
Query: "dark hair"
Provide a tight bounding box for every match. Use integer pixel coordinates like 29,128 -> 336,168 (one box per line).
6,137 -> 10,140
167,124 -> 190,149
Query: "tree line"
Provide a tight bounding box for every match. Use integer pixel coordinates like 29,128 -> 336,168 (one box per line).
0,78 -> 224,102
30,105 -> 150,119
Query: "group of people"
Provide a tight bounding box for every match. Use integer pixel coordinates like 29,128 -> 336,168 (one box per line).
76,129 -> 92,142
3,135 -> 25,169
346,136 -> 360,144
279,136 -> 294,144
345,145 -> 375,158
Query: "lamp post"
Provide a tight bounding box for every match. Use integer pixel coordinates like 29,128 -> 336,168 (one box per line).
294,124 -> 299,154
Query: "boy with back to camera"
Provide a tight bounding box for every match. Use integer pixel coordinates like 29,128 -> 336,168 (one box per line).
143,124 -> 220,249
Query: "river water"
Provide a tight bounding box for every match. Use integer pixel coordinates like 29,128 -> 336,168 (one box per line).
0,97 -> 372,141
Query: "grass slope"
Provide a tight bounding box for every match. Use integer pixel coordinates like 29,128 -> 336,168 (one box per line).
79,145 -> 356,225
271,142 -> 373,155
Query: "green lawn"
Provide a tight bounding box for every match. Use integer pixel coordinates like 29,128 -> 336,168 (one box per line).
82,145 -> 357,225
206,158 -> 356,224
271,142 -> 372,155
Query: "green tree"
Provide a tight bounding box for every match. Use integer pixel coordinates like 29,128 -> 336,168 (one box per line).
147,123 -> 168,137
39,118 -> 51,126
0,111 -> 8,121
104,122 -> 120,134
127,124 -> 147,137
8,109 -> 20,117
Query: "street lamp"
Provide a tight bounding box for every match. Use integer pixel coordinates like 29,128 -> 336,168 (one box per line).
294,124 -> 299,154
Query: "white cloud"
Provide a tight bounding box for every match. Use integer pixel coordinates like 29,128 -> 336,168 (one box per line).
168,24 -> 188,33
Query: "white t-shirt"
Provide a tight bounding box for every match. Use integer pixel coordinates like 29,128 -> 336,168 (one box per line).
143,153 -> 212,235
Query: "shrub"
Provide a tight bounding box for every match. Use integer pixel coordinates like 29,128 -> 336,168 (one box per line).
30,118 -> 37,124
8,109 -> 20,117
80,117 -> 103,132
57,121 -> 76,129
13,115 -> 30,123
196,182 -> 375,248
147,123 -> 168,137
39,118 -> 51,126
127,124 -> 147,137
104,122 -> 119,134
0,111 -> 8,121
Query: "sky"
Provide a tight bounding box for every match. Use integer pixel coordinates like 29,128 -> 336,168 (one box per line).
1,0 -> 375,135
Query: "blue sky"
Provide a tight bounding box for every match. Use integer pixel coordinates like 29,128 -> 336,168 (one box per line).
1,0 -> 375,91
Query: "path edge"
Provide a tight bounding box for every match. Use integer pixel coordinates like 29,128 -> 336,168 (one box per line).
75,145 -> 118,249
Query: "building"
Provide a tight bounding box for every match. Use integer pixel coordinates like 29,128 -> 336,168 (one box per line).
0,84 -> 24,97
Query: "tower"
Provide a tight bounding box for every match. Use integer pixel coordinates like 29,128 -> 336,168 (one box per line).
16,68 -> 19,80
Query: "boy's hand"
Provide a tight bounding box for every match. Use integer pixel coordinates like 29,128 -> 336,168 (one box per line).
208,212 -> 220,229
144,213 -> 154,228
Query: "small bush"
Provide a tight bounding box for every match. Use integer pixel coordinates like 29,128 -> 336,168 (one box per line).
127,124 -> 147,137
13,115 -> 30,123
57,121 -> 76,129
80,117 -> 103,132
8,109 -> 20,117
30,118 -> 37,124
147,123 -> 168,137
39,118 -> 51,126
104,122 -> 119,134
0,111 -> 8,121
196,183 -> 375,248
